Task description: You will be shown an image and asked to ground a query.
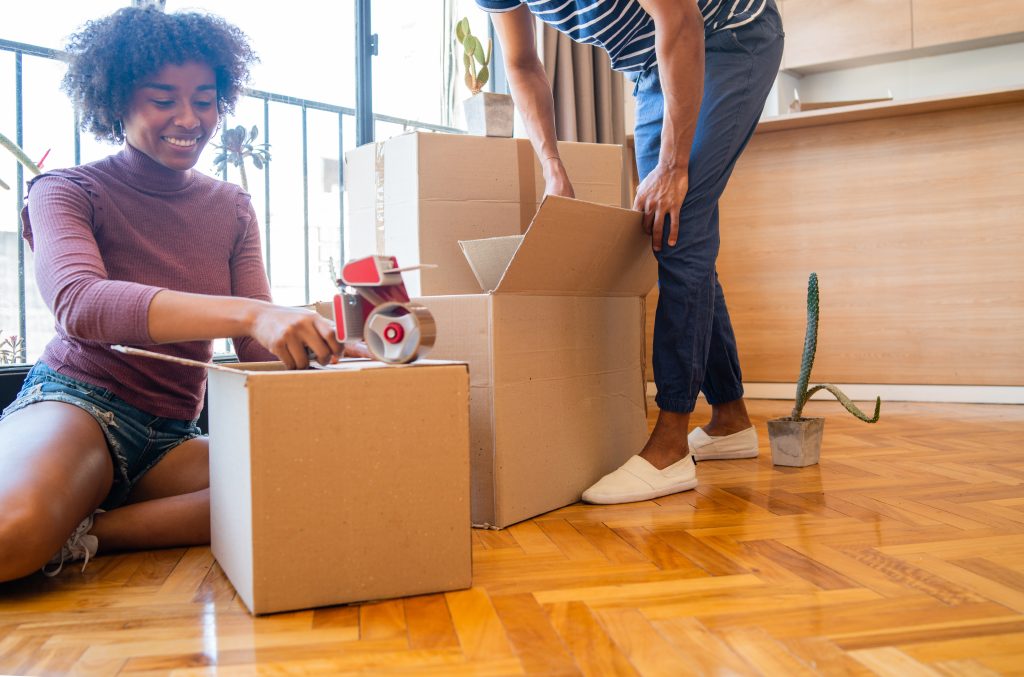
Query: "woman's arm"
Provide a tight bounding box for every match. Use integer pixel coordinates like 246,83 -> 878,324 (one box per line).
225,198 -> 280,364
27,175 -> 163,346
491,5 -> 574,198
147,291 -> 340,370
634,0 -> 705,251
28,175 -> 341,370
148,197 -> 342,370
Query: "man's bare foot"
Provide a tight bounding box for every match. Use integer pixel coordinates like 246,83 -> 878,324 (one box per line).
702,398 -> 753,437
638,410 -> 691,470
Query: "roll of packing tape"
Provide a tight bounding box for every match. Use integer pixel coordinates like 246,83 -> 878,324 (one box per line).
363,302 -> 436,364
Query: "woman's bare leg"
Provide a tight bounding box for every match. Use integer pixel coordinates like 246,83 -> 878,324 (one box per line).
91,436 -> 210,552
0,402 -> 113,582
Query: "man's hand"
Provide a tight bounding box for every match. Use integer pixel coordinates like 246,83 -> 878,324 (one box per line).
634,162 -> 689,252
542,157 -> 575,198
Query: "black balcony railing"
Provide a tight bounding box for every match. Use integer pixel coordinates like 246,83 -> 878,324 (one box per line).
1,37 -> 461,364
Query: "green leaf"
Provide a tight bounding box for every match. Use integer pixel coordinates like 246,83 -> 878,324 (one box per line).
463,52 -> 472,72
455,17 -> 468,42
804,384 -> 881,423
250,125 -> 259,142
473,39 -> 486,65
252,155 -> 264,170
464,71 -> 476,93
477,65 -> 489,87
463,35 -> 478,59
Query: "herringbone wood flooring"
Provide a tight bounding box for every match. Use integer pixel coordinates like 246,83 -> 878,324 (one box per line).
2,399 -> 1023,675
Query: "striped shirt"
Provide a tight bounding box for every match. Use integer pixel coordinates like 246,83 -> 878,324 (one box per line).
476,0 -> 768,72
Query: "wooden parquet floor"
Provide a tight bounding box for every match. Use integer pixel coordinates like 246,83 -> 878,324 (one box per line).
2,399 -> 1023,676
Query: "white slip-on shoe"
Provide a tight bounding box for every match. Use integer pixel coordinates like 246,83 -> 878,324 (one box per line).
688,426 -> 759,461
582,455 -> 698,505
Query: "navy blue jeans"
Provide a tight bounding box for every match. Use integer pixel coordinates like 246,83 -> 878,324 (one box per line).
633,2 -> 784,413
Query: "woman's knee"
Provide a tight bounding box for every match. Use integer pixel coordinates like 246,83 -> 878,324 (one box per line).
0,498 -> 71,581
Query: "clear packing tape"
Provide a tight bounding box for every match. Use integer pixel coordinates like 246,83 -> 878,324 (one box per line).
374,141 -> 386,255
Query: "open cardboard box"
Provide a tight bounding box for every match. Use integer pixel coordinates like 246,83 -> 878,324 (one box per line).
200,358 -> 472,615
346,133 -> 630,297
414,196 -> 658,528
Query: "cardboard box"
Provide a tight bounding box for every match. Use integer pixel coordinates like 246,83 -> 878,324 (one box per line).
414,196 -> 658,528
346,133 -> 629,297
206,360 -> 472,615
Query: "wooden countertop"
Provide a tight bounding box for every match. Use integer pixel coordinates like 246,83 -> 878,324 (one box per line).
757,87 -> 1024,133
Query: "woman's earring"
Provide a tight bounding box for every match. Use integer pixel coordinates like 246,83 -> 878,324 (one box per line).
112,119 -> 125,144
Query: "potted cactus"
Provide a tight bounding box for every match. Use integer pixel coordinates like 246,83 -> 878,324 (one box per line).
768,272 -> 881,467
457,17 -> 513,138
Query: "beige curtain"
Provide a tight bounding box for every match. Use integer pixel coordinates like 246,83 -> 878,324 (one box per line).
540,22 -> 626,144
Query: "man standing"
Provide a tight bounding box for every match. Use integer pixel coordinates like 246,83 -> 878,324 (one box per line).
477,0 -> 784,503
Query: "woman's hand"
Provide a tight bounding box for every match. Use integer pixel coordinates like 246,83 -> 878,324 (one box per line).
341,341 -> 372,360
634,163 -> 689,252
249,305 -> 343,370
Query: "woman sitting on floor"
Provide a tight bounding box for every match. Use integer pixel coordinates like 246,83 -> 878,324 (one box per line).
0,6 -> 362,582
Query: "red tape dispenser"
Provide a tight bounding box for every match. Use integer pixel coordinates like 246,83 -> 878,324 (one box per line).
333,256 -> 436,364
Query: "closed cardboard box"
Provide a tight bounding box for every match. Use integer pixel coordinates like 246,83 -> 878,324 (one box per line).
346,133 -> 629,296
415,196 -> 658,528
206,360 -> 471,615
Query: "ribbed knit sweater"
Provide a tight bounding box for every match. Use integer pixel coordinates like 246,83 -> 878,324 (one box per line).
22,143 -> 276,421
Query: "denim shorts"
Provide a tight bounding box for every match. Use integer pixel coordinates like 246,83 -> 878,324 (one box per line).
0,361 -> 202,509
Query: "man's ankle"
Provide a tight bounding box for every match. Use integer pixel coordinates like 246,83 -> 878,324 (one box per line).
640,410 -> 692,469
707,400 -> 751,436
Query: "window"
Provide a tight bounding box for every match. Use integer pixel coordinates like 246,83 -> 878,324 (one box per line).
372,0 -> 496,134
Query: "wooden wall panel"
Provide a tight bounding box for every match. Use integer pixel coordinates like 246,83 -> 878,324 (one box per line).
781,0 -> 912,70
912,0 -> 1024,48
708,98 -> 1024,386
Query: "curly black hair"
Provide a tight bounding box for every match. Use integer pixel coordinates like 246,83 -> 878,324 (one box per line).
62,7 -> 258,143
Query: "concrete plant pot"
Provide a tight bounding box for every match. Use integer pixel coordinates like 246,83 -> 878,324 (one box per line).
767,417 -> 825,467
463,92 -> 514,138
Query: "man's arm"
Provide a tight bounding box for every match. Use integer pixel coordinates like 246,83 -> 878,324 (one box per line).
490,6 -> 574,198
635,0 -> 704,251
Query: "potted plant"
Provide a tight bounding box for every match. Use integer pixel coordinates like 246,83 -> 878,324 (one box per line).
457,17 -> 513,138
0,330 -> 26,365
768,272 -> 881,467
0,131 -> 43,191
211,124 -> 270,192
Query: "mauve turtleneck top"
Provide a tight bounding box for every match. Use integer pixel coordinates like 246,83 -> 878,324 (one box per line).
22,143 -> 276,421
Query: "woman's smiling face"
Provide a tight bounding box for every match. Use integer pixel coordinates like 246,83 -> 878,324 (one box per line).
122,61 -> 219,171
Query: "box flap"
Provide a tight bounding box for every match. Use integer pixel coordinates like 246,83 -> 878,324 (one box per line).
459,235 -> 524,292
489,196 -> 656,297
112,346 -> 464,374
